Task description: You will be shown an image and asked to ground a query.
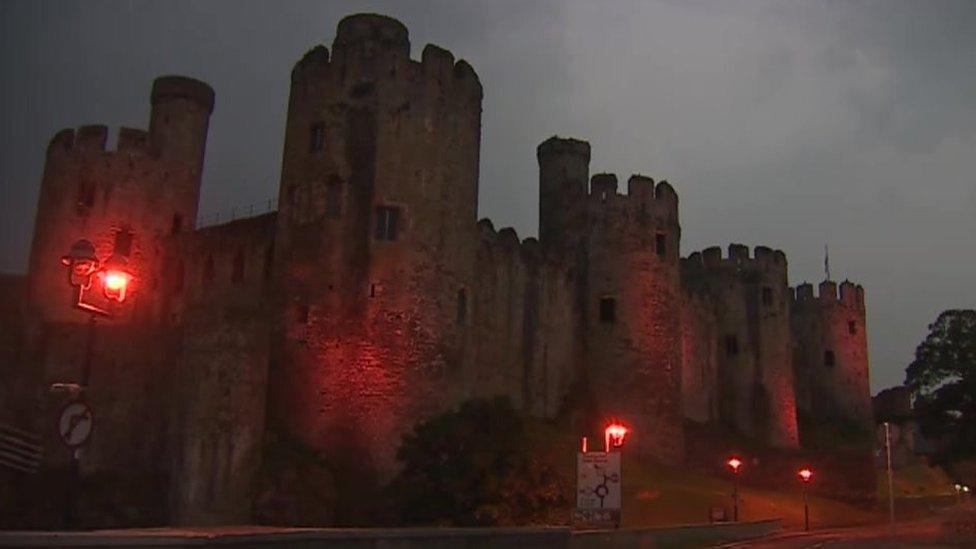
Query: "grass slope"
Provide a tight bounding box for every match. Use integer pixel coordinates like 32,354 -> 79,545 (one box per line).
532,421 -> 877,530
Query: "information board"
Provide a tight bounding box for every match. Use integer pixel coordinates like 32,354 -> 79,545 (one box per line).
574,451 -> 621,527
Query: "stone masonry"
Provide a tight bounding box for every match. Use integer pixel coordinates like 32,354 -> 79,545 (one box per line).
2,13 -> 874,525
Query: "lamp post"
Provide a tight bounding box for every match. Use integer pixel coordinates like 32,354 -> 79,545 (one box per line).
798,467 -> 813,531
726,457 -> 743,522
604,423 -> 628,453
58,239 -> 132,528
884,421 -> 895,526
605,422 -> 628,529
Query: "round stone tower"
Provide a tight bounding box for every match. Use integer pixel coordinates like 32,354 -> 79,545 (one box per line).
27,76 -> 213,326
583,172 -> 685,463
269,14 -> 483,518
681,244 -> 800,448
792,280 -> 872,430
537,137 -> 590,253
22,76 -> 214,523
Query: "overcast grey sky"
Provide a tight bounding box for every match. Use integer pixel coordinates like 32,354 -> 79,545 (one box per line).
2,1 -> 974,393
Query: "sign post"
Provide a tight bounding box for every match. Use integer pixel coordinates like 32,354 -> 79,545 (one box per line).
57,399 -> 94,527
575,422 -> 628,529
575,450 -> 621,528
58,401 -> 94,449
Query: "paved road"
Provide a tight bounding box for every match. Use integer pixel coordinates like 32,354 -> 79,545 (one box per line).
723,506 -> 976,548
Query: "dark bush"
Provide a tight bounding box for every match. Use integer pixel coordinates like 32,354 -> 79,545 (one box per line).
386,397 -> 567,526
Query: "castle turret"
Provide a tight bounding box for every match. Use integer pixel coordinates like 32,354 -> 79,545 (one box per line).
22,75 -> 214,526
538,136 -> 590,252
269,14 -> 483,521
150,76 -> 214,166
27,76 -> 213,326
681,244 -> 799,448
791,279 -> 872,431
581,168 -> 685,462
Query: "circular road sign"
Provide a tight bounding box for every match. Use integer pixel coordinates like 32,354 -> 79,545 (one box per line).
58,400 -> 94,448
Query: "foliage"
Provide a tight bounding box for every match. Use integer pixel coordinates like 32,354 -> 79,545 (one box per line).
905,309 -> 976,461
386,397 -> 568,526
253,429 -> 336,526
796,410 -> 873,452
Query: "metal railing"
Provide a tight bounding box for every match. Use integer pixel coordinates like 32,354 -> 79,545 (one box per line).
196,197 -> 278,228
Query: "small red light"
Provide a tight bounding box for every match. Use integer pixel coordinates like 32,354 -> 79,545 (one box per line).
798,468 -> 813,483
727,457 -> 743,473
604,422 -> 629,451
101,270 -> 131,302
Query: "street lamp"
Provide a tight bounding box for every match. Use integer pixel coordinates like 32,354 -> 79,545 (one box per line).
58,239 -> 132,527
61,240 -> 133,318
604,423 -> 628,452
727,457 -> 743,522
798,467 -> 814,531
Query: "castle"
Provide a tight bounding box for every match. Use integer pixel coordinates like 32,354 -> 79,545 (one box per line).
1,14 -> 873,525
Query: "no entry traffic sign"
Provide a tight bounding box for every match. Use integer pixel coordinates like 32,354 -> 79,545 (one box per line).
58,400 -> 94,449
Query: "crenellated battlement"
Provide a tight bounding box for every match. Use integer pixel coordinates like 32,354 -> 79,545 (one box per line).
791,279 -> 865,310
477,218 -> 521,251
151,75 -> 215,114
682,243 -> 787,275
537,136 -> 590,161
585,172 -> 680,241
163,212 -> 277,308
46,125 -> 153,157
332,13 -> 410,60
290,16 -> 482,104
477,218 -> 563,266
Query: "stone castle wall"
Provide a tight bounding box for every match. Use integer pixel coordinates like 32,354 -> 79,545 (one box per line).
469,221 -> 578,418
792,280 -> 872,429
267,14 -> 483,519
682,245 -> 799,448
9,12 -> 874,526
579,172 -> 685,462
161,213 -> 276,524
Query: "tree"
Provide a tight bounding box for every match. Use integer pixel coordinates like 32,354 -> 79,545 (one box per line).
905,310 -> 976,461
386,397 -> 567,526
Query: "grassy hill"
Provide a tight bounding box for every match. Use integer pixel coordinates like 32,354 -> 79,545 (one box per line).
530,421 -> 880,529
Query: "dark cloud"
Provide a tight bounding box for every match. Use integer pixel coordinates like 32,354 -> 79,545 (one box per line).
2,0 -> 974,392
